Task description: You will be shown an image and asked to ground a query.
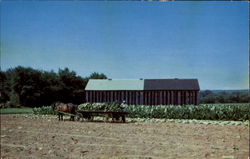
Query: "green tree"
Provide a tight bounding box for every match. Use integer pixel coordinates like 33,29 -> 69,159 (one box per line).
201,94 -> 216,103
39,70 -> 61,105
239,92 -> 250,103
88,72 -> 107,79
1,66 -> 105,107
200,90 -> 213,98
0,71 -> 9,103
10,66 -> 43,106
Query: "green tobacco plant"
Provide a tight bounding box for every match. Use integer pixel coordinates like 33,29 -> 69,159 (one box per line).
78,103 -> 249,121
33,106 -> 56,115
78,102 -> 121,112
34,103 -> 249,121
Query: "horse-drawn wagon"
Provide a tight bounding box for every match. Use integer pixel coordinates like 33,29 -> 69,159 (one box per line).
52,102 -> 128,123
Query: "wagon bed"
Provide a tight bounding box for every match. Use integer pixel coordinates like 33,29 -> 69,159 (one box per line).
57,110 -> 129,123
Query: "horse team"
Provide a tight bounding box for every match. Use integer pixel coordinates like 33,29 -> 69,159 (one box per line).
51,102 -> 127,122
52,102 -> 77,121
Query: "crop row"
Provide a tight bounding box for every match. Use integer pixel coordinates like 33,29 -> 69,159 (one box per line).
33,103 -> 249,121
126,104 -> 249,121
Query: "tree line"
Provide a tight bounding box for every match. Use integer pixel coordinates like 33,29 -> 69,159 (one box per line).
0,66 -> 107,107
0,66 -> 249,107
200,90 -> 249,104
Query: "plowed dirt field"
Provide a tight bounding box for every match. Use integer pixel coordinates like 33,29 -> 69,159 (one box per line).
0,114 -> 248,159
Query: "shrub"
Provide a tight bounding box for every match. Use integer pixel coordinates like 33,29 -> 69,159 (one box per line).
33,106 -> 56,115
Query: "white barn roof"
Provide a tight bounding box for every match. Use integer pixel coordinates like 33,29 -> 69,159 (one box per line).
85,79 -> 144,90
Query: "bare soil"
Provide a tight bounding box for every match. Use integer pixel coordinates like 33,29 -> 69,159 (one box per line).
0,114 -> 249,159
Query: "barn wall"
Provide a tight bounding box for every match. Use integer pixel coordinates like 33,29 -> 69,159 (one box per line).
85,90 -> 199,105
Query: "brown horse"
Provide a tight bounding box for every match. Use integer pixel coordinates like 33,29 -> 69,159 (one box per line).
51,102 -> 77,121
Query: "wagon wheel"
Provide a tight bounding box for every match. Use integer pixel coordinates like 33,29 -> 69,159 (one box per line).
90,116 -> 94,121
114,114 -> 120,122
121,115 -> 126,123
76,113 -> 83,122
110,114 -> 115,122
105,114 -> 110,122
87,115 -> 94,122
115,116 -> 120,121
105,114 -> 112,122
119,116 -> 122,122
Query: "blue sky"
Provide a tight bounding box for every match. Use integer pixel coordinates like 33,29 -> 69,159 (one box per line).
1,2 -> 248,90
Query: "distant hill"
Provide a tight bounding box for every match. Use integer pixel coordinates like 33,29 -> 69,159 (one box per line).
201,89 -> 248,93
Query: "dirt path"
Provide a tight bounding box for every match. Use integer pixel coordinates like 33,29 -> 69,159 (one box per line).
1,114 -> 248,159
